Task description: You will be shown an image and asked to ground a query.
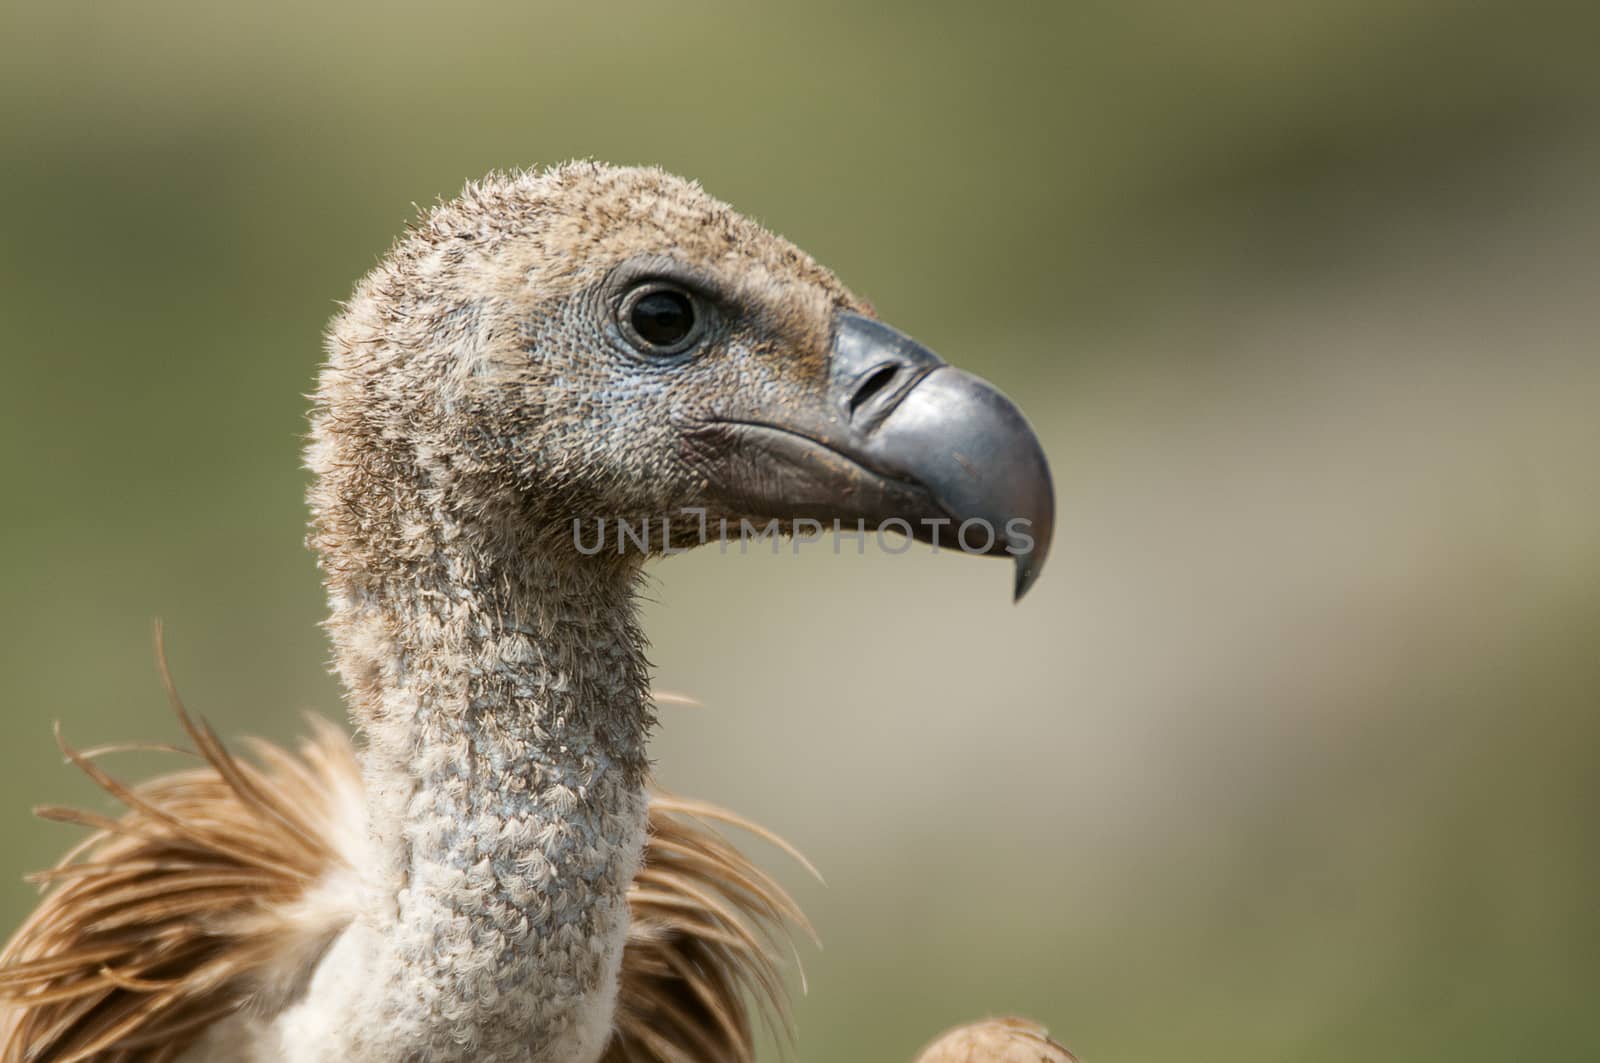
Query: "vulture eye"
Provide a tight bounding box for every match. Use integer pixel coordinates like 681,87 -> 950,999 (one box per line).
620,283 -> 705,356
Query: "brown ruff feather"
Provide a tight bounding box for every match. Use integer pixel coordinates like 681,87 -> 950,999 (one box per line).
0,662 -> 812,1062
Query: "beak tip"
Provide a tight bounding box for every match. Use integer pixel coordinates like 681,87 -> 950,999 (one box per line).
1012,553 -> 1043,603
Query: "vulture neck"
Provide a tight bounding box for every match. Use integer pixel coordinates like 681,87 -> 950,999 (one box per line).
319,506 -> 655,1062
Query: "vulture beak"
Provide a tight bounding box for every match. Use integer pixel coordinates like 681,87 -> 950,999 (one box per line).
686,312 -> 1055,600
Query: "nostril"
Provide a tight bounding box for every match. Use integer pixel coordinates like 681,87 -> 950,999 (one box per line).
849,365 -> 900,418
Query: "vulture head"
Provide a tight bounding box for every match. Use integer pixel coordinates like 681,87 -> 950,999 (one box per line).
314,163 -> 1053,598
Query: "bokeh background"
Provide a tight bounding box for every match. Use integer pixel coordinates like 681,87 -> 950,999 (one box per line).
2,3 -> 1597,1060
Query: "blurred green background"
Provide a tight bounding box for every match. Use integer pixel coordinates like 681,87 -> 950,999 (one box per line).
2,2 -> 1597,1060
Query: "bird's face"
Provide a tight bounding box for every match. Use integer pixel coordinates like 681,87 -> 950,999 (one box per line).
361,165 -> 1052,597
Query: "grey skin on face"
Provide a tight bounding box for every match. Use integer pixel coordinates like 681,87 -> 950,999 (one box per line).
682,312 -> 1055,599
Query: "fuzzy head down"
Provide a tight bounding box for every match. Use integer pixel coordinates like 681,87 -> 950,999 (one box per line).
309,163 -> 870,576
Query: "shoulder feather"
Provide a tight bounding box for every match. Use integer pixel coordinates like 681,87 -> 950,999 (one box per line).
605,795 -> 817,1063
0,691 -> 359,1063
0,665 -> 812,1062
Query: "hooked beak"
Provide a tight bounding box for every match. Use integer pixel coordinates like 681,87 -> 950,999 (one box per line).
683,313 -> 1055,600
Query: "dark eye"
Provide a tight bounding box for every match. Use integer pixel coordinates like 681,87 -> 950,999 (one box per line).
620,284 -> 705,356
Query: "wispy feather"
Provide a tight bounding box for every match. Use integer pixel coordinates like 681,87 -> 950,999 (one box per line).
0,651 -> 811,1062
